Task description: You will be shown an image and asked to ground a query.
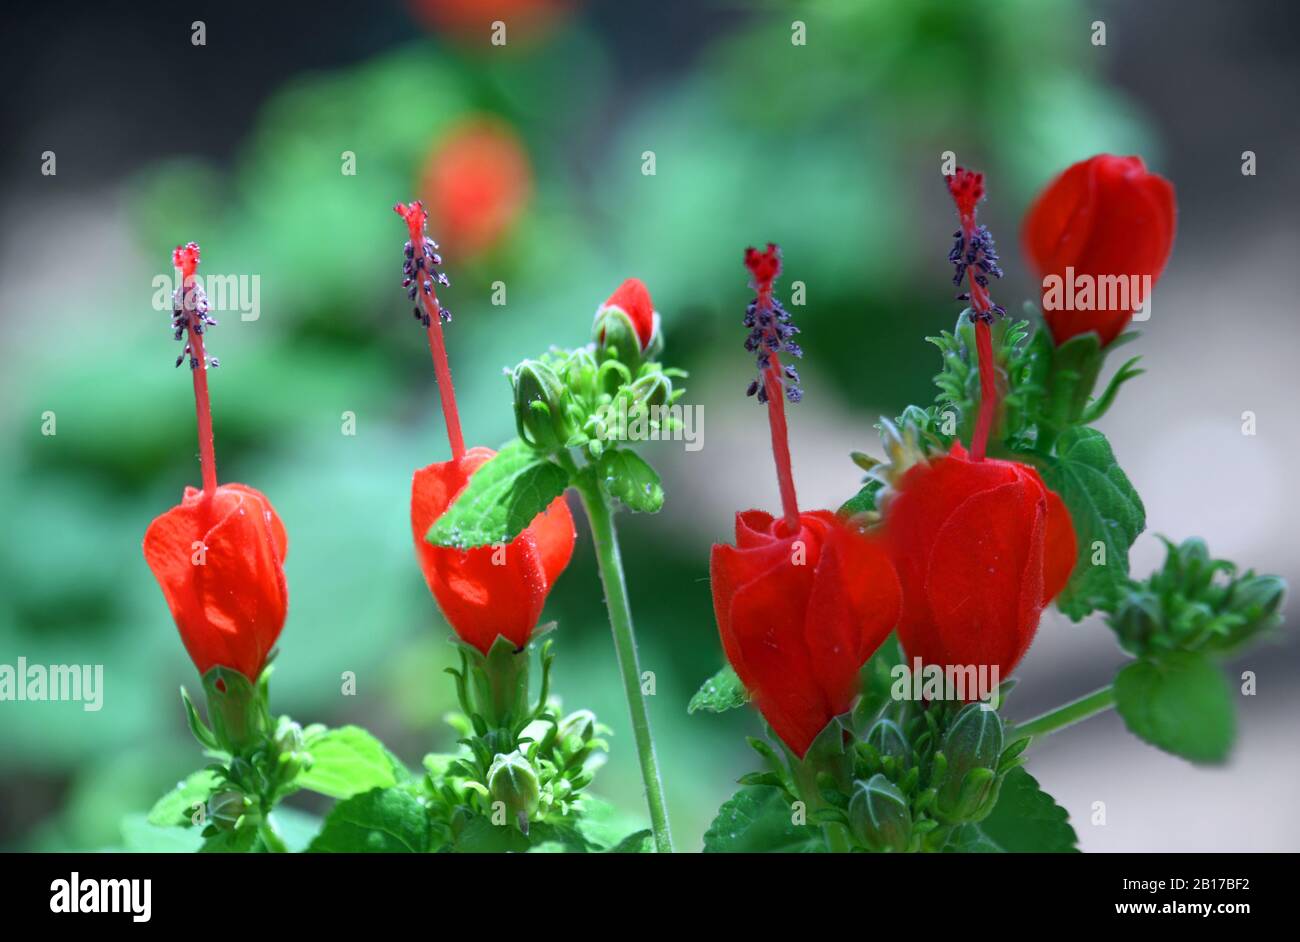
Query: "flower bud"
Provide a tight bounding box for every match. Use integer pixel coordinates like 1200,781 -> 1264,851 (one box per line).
1218,574 -> 1286,651
1110,589 -> 1163,656
512,359 -> 573,450
487,750 -> 540,831
208,790 -> 248,830
935,703 -> 1003,823
628,371 -> 672,410
848,774 -> 912,852
557,709 -> 596,746
865,717 -> 910,765
593,305 -> 647,373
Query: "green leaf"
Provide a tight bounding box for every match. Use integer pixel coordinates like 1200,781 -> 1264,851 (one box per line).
703,786 -> 826,853
119,814 -> 205,852
975,767 -> 1079,852
1036,427 -> 1145,620
298,726 -> 406,800
427,439 -> 570,549
308,787 -> 432,853
147,769 -> 222,827
688,664 -> 749,714
596,449 -> 664,513
605,829 -> 653,853
838,479 -> 883,518
450,816 -> 530,853
944,823 -> 1004,853
857,634 -> 905,722
1114,651 -> 1235,763
200,826 -> 264,853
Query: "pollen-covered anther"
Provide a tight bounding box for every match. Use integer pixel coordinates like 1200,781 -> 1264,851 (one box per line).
169,242 -> 219,368
395,201 -> 451,321
741,243 -> 803,403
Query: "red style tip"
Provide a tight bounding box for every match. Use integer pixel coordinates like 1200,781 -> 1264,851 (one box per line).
945,167 -> 985,220
172,242 -> 201,280
394,200 -> 429,243
744,243 -> 782,292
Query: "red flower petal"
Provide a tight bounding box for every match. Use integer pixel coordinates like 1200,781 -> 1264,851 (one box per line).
1022,154 -> 1176,346
601,277 -> 657,349
411,446 -> 574,652
143,484 -> 289,680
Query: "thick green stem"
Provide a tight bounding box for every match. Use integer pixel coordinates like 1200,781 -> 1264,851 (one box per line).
1010,685 -> 1116,742
573,471 -> 674,853
790,745 -> 852,853
258,816 -> 289,853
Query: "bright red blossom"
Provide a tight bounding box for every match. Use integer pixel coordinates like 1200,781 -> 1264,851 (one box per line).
145,485 -> 289,681
885,442 -> 1076,679
712,511 -> 901,757
412,448 -> 576,654
1022,154 -> 1176,347
145,242 -> 288,681
598,277 -> 657,349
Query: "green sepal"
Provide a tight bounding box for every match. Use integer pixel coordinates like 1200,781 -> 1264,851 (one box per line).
201,665 -> 272,756
180,685 -> 220,752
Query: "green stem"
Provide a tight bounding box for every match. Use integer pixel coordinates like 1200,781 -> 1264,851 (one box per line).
572,470 -> 674,853
789,750 -> 851,853
258,816 -> 289,853
1010,685 -> 1116,742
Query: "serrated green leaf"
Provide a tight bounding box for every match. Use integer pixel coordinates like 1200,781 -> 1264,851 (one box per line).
119,814 -> 205,852
839,479 -> 883,518
147,769 -> 222,828
944,822 -> 1004,853
451,816 -> 530,853
596,449 -> 664,513
1036,427 -> 1145,620
703,786 -> 826,853
1114,651 -> 1235,763
308,787 -> 431,853
298,725 -> 407,799
427,439 -> 571,549
604,829 -> 653,853
975,767 -> 1078,852
200,826 -> 264,853
688,663 -> 749,714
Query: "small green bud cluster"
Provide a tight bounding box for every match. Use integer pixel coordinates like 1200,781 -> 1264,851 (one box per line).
1110,536 -> 1285,658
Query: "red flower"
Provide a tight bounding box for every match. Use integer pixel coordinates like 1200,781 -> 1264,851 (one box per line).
884,443 -> 1077,679
1022,154 -> 1176,347
412,446 -> 576,653
419,118 -> 531,258
712,511 -> 902,758
144,484 -> 289,681
596,277 -> 658,350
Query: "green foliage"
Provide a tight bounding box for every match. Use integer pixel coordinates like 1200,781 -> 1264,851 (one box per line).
703,786 -> 826,853
298,726 -> 408,800
963,767 -> 1078,852
309,788 -> 433,853
147,770 -> 222,828
597,449 -> 665,513
427,439 -> 571,550
1109,537 -> 1286,658
687,664 -> 749,714
926,314 -> 1038,450
1114,651 -> 1235,764
1035,427 -> 1146,620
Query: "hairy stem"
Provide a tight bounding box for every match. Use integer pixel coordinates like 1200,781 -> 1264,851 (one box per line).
1009,685 -> 1116,742
572,469 -> 674,852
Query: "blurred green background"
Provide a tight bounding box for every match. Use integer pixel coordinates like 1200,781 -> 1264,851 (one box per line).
3,0 -> 1298,850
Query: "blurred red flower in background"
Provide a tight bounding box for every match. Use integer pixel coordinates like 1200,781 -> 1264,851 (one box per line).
419,119 -> 532,258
